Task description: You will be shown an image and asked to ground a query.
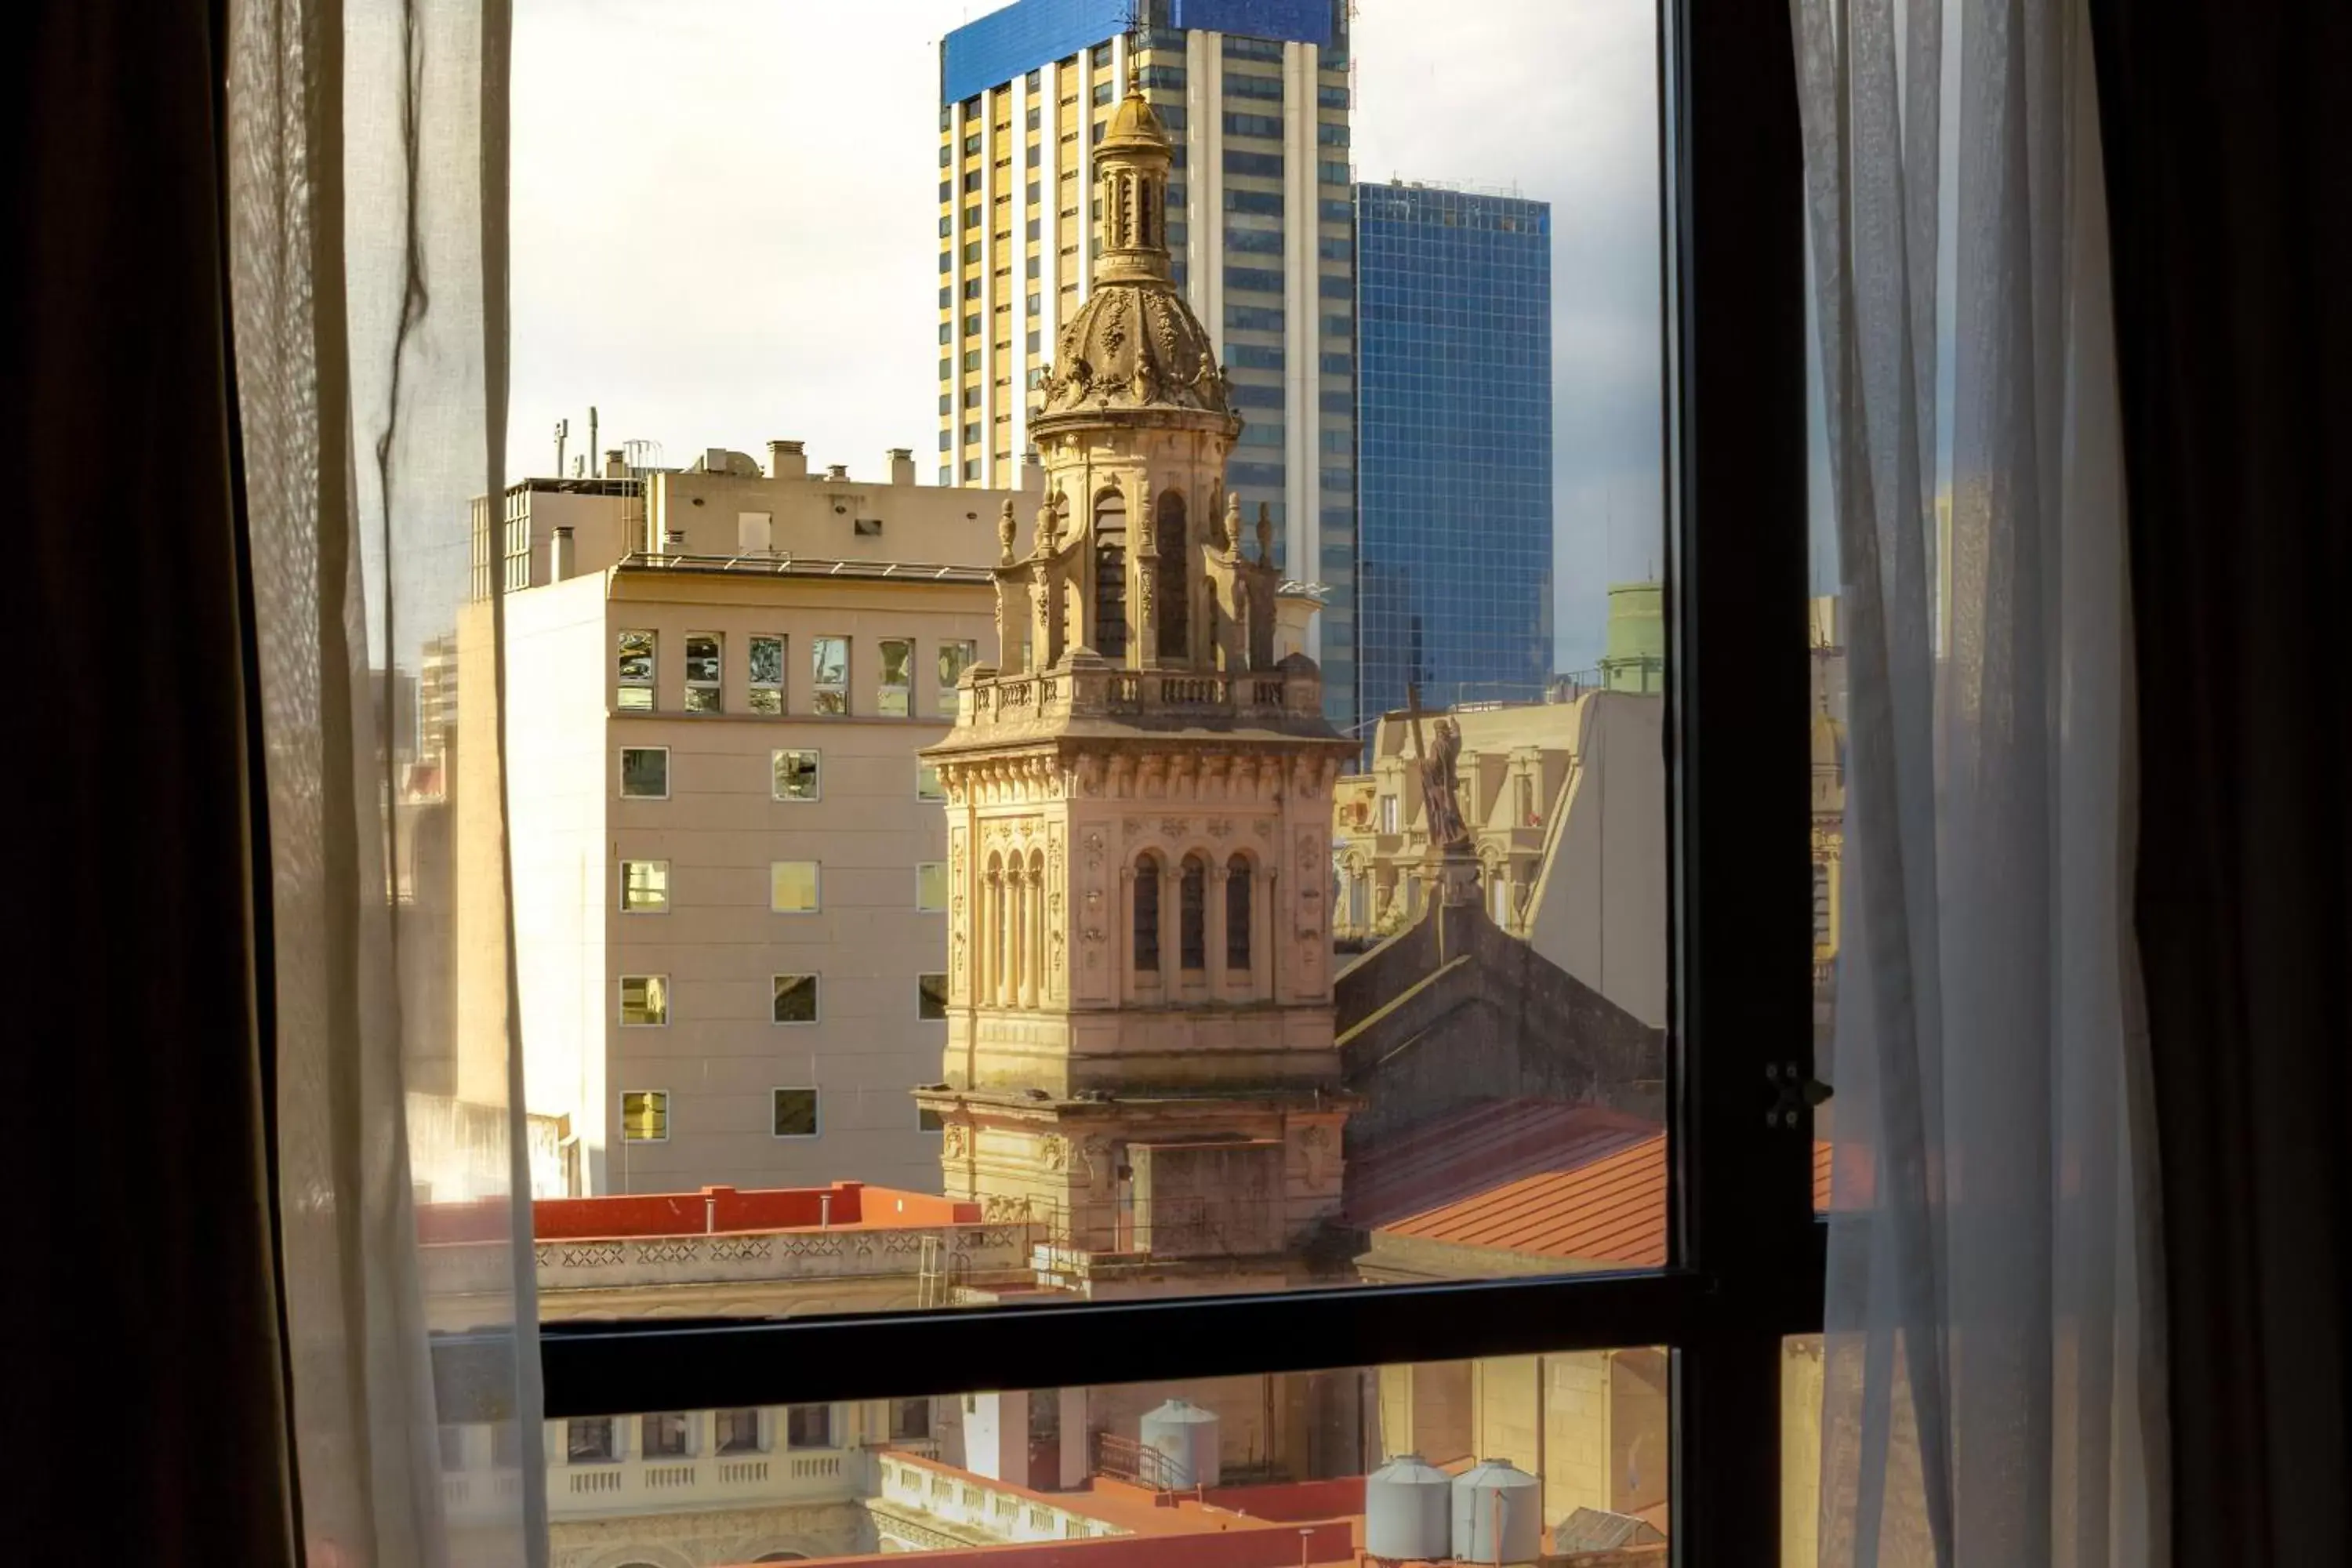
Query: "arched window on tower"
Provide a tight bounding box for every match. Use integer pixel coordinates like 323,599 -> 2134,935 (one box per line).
1094,488 -> 1128,661
1156,490 -> 1189,659
1133,854 -> 1160,971
1179,854 -> 1207,971
1225,853 -> 1252,971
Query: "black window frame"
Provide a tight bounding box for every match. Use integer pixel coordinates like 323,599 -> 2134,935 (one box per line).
432,7 -> 1818,1559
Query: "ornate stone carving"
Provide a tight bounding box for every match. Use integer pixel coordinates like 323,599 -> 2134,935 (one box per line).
1160,817 -> 1190,840
943,1125 -> 969,1159
1040,1134 -> 1070,1171
981,1195 -> 1032,1222
1208,817 -> 1233,838
1081,1135 -> 1116,1191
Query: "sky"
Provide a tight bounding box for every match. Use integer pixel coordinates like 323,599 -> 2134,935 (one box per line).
510,0 -> 1667,672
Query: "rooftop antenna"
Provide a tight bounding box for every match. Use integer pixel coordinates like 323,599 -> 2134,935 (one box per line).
587,405 -> 599,476
552,417 -> 568,478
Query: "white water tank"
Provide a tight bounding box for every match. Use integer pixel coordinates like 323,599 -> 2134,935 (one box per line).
1451,1458 -> 1543,1565
1364,1453 -> 1452,1561
1138,1398 -> 1221,1489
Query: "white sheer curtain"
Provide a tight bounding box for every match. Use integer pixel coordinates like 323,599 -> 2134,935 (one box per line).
1794,1 -> 2165,1563
229,0 -> 542,1563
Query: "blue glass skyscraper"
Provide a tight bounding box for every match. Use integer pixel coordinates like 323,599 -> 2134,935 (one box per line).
1353,183 -> 1552,731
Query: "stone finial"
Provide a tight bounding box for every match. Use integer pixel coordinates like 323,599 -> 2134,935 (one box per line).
1256,502 -> 1274,565
1224,488 -> 1243,557
997,498 -> 1017,565
1036,492 -> 1060,553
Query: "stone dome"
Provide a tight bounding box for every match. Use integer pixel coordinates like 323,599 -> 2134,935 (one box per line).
1033,285 -> 1237,426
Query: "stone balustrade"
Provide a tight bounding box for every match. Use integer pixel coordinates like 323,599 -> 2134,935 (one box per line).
954,659 -> 1319,734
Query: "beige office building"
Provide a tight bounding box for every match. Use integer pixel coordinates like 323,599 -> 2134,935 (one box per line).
454,444 -> 1040,1194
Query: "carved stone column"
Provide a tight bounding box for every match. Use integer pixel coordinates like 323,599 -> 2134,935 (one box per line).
981,868 -> 1001,1007
1250,859 -> 1275,1000
1021,860 -> 1043,1009
1118,862 -> 1138,1006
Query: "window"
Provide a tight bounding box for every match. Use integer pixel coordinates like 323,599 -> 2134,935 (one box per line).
749,635 -> 783,713
619,975 -> 668,1027
1093,488 -> 1127,659
917,972 -> 948,1020
889,1399 -> 931,1441
619,744 -> 669,799
771,974 -> 818,1025
772,1089 -> 819,1138
916,862 -> 948,912
715,1410 -> 762,1454
1225,854 -> 1251,972
615,629 -> 655,710
1091,81 -> 1112,106
619,859 -> 669,913
770,862 -> 819,913
641,1413 -> 688,1458
618,1089 -> 666,1142
771,749 -> 819,800
811,637 -> 848,714
936,640 -> 976,713
877,637 -> 913,717
567,1417 -> 616,1464
684,632 -> 720,713
1178,854 -> 1207,971
917,1106 -> 946,1134
917,762 -> 946,800
1133,854 -> 1161,972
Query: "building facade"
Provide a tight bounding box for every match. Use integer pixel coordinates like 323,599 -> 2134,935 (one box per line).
1354,180 -> 1554,724
454,449 -> 1039,1195
916,81 -> 1359,1294
935,0 -> 1359,732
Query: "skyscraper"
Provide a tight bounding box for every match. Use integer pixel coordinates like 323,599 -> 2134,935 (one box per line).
935,0 -> 1359,730
1353,181 -> 1554,727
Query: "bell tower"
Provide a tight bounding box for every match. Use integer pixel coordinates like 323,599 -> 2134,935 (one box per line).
918,77 -> 1357,1288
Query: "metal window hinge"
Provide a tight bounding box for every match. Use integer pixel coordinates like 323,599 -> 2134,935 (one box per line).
1766,1061 -> 1832,1129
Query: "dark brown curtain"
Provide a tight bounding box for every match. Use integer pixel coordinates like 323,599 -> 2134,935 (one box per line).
8,2 -> 296,1559
2093,2 -> 2352,1562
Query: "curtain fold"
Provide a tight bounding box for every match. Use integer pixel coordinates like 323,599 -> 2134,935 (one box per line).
1795,1 -> 2165,1563
227,0 -> 540,1562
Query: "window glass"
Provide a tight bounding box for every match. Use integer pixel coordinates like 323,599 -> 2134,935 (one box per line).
917,762 -> 946,800
772,974 -> 818,1025
916,862 -> 948,912
619,1089 -> 667,1142
619,746 -> 668,799
565,1417 -> 615,1464
748,633 -> 784,713
641,1413 -> 689,1458
917,972 -> 949,1020
877,637 -> 914,717
936,639 -> 977,714
715,1409 -> 762,1454
772,1088 -> 820,1138
811,636 -> 849,714
684,632 -> 720,713
770,861 -> 820,913
619,976 -> 669,1027
616,629 -> 655,711
771,748 -> 820,801
786,1405 -> 833,1449
619,859 -> 669,913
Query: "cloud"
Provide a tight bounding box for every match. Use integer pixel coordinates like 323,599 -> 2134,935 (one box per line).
510,0 -> 1664,670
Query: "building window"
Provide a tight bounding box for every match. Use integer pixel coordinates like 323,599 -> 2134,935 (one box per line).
619,975 -> 669,1028
964,240 -> 981,263
1377,793 -> 1397,833
771,748 -> 820,801
772,1089 -> 819,1139
619,859 -> 669,913
963,350 -> 980,372
1813,862 -> 1834,953
811,637 -> 849,714
749,634 -> 784,713
1134,854 -> 1161,972
619,1089 -> 666,1142
918,972 -> 949,1020
917,1105 -> 946,1133
770,861 -> 820,913
1156,490 -> 1189,658
918,762 -> 946,800
878,637 -> 914,717
1179,854 -> 1207,970
621,747 -> 668,804
964,459 -> 980,479
1226,854 -> 1252,971
616,629 -> 655,710
771,974 -> 818,1025
567,1417 -> 617,1464
684,632 -> 721,713
641,1414 -> 688,1459
1094,489 -> 1128,659
937,640 -> 977,713
917,862 -> 949,912
786,1406 -> 832,1449
715,1410 -> 762,1454
890,1399 -> 932,1441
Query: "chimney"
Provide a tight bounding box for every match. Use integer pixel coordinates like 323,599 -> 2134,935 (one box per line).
551,525 -> 575,582
887,448 -> 916,486
768,439 -> 807,480
826,463 -> 849,482
603,448 -> 625,478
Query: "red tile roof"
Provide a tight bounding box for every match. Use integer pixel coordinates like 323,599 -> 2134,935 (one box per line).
1354,1101 -> 1838,1270
416,1182 -> 981,1245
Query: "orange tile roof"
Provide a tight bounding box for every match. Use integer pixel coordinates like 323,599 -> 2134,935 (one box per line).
1345,1100 -> 1661,1232
1360,1102 -> 1840,1270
